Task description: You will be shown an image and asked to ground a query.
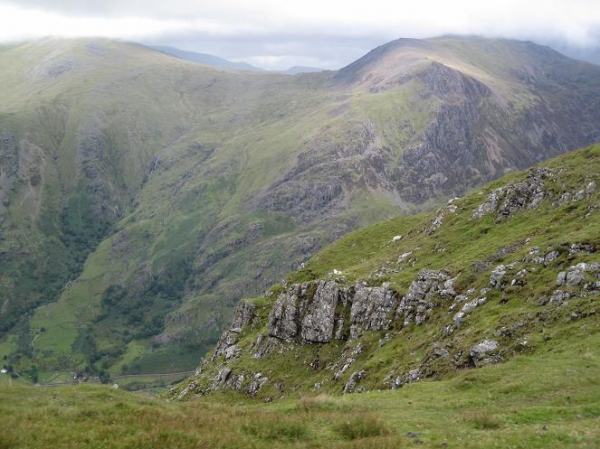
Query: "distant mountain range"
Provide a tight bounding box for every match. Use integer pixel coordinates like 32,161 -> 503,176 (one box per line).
151,45 -> 325,74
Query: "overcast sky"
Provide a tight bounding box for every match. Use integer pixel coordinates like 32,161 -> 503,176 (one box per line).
0,0 -> 599,70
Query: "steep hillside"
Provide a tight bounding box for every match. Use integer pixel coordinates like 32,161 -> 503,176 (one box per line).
2,341 -> 600,449
1,36 -> 600,382
174,144 -> 600,401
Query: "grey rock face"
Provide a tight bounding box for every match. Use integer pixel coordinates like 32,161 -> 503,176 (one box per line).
470,340 -> 500,367
265,269 -> 458,349
230,300 -> 256,332
350,284 -> 398,338
268,280 -> 409,343
396,270 -> 456,326
268,284 -> 302,341
301,281 -> 340,343
473,167 -> 553,219
268,281 -> 341,343
212,368 -> 232,389
556,269 -> 584,287
213,300 -> 256,359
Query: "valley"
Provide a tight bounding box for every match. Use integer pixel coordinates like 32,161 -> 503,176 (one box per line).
1,144 -> 599,449
1,36 -> 599,385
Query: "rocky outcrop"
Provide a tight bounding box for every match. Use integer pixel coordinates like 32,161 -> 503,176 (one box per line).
177,238 -> 600,400
267,281 -> 393,343
265,270 -> 456,346
267,282 -> 336,342
349,284 -> 398,338
267,285 -> 302,341
489,265 -> 507,288
552,181 -> 597,206
453,297 -> 487,327
300,282 -> 341,343
530,248 -> 560,266
212,300 -> 256,359
556,262 -> 600,288
470,340 -> 501,367
396,270 -> 456,326
473,167 -> 553,220
343,369 -> 367,393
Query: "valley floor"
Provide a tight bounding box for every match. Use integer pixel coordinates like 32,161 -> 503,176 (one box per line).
1,332 -> 599,449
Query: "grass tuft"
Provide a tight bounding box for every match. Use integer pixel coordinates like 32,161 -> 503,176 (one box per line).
334,415 -> 391,440
296,394 -> 350,413
468,412 -> 503,430
242,419 -> 311,441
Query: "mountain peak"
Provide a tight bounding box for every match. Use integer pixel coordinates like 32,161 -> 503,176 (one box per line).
334,35 -> 582,91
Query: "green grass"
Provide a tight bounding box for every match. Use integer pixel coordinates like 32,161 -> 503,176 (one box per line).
1,338 -> 599,448
0,334 -> 17,361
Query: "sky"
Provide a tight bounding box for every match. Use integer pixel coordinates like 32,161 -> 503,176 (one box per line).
0,0 -> 599,70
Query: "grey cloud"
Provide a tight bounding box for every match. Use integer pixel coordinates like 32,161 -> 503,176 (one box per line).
1,0 -> 599,70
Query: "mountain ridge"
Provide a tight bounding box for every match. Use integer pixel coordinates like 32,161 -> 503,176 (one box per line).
150,45 -> 266,72
151,44 -> 325,74
1,35 -> 599,384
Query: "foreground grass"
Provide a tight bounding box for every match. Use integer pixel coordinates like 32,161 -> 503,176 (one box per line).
1,340 -> 599,449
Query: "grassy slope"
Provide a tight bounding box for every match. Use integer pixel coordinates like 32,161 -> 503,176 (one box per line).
178,144 -> 600,401
0,334 -> 598,449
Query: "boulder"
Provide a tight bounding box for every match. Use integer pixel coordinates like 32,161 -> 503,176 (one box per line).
212,368 -> 232,389
454,297 -> 487,327
406,368 -> 421,383
489,265 -> 506,288
556,262 -> 600,287
343,369 -> 367,393
470,340 -> 500,367
549,290 -> 570,304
